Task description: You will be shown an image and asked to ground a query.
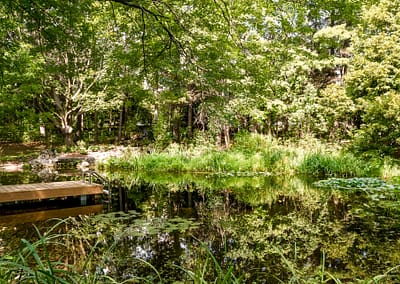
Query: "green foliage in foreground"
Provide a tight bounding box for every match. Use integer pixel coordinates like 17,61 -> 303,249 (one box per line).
0,221 -> 114,284
101,133 -> 386,179
1,219 -> 398,284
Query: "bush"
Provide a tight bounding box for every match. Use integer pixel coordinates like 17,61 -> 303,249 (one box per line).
350,91 -> 400,158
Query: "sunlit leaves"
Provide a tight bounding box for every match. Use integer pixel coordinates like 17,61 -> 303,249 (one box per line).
345,0 -> 400,156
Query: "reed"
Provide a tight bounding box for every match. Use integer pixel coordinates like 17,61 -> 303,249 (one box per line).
102,133 -> 395,179
103,134 -> 287,175
297,151 -> 380,178
178,244 -> 243,284
0,221 -> 74,283
0,220 -> 114,284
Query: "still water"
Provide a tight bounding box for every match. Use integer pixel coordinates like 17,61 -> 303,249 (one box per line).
1,170 -> 400,282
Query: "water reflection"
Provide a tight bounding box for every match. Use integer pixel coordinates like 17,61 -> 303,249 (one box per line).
90,172 -> 400,282
1,171 -> 400,282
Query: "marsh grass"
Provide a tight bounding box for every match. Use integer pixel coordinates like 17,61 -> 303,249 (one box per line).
103,133 -> 287,175
102,133 -> 388,178
0,220 -> 242,284
0,219 -> 117,284
297,151 -> 380,178
276,248 -> 400,284
0,221 -> 74,283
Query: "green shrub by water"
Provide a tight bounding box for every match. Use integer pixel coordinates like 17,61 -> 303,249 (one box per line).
103,133 -> 287,175
297,151 -> 380,178
101,133 -> 394,179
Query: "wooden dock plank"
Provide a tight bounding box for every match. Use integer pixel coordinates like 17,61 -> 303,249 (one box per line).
0,204 -> 104,226
0,181 -> 103,203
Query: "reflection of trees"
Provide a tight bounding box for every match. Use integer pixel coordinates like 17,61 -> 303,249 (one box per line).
2,174 -> 400,282
96,175 -> 400,281
214,179 -> 400,281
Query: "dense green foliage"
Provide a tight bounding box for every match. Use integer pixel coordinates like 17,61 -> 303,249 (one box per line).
0,0 -> 398,158
2,1 -> 400,282
102,133 -> 385,178
347,0 -> 400,157
2,175 -> 400,283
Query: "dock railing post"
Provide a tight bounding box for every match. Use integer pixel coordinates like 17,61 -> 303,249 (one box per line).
81,170 -> 111,210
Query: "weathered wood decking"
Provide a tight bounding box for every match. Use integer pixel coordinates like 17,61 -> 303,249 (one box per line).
0,204 -> 103,226
0,181 -> 103,203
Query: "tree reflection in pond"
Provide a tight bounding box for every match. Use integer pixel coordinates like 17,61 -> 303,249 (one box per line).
1,173 -> 400,282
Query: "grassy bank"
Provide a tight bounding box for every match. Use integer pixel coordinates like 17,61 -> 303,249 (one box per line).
100,133 -> 393,179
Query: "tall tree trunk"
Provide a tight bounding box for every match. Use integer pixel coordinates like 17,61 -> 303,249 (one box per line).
76,114 -> 83,140
61,115 -> 74,147
94,111 -> 99,144
117,102 -> 125,144
223,124 -> 230,148
172,106 -> 180,142
188,99 -> 193,139
63,130 -> 74,147
173,118 -> 180,142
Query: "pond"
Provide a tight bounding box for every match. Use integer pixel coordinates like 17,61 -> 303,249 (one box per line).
1,170 -> 400,282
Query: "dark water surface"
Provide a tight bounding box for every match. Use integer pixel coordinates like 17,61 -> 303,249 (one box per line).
1,171 -> 400,282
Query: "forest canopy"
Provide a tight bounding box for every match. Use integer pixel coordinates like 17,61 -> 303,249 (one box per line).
0,0 -> 398,156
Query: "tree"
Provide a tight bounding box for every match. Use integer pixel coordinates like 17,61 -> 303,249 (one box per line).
0,0 -> 381,147
2,0 -> 141,146
346,0 -> 400,156
0,2 -> 44,141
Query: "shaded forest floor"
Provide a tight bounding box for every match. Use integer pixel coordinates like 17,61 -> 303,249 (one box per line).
0,142 -> 45,171
0,142 -> 125,172
0,142 -> 45,157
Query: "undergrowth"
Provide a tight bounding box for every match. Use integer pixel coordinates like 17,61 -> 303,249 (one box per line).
1,223 -> 398,283
101,133 -> 390,179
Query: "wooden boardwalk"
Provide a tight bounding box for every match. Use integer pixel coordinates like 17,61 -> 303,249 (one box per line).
0,181 -> 103,203
0,204 -> 103,226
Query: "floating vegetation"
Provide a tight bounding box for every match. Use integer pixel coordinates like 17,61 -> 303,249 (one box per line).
314,177 -> 400,219
313,177 -> 400,200
313,177 -> 398,191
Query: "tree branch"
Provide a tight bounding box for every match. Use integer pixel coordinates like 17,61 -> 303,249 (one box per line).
108,0 -> 186,53
108,0 -> 165,18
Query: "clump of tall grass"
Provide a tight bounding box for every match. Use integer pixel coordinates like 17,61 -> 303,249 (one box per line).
297,151 -> 380,178
380,157 -> 400,181
0,220 -> 117,284
103,133 -> 288,175
178,242 -> 243,283
276,248 -> 400,284
101,132 -> 396,179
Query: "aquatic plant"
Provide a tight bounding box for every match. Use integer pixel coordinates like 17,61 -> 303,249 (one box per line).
276,249 -> 400,284
0,221 -> 103,283
102,134 -> 288,175
2,207 -> 400,284
314,177 -> 400,192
